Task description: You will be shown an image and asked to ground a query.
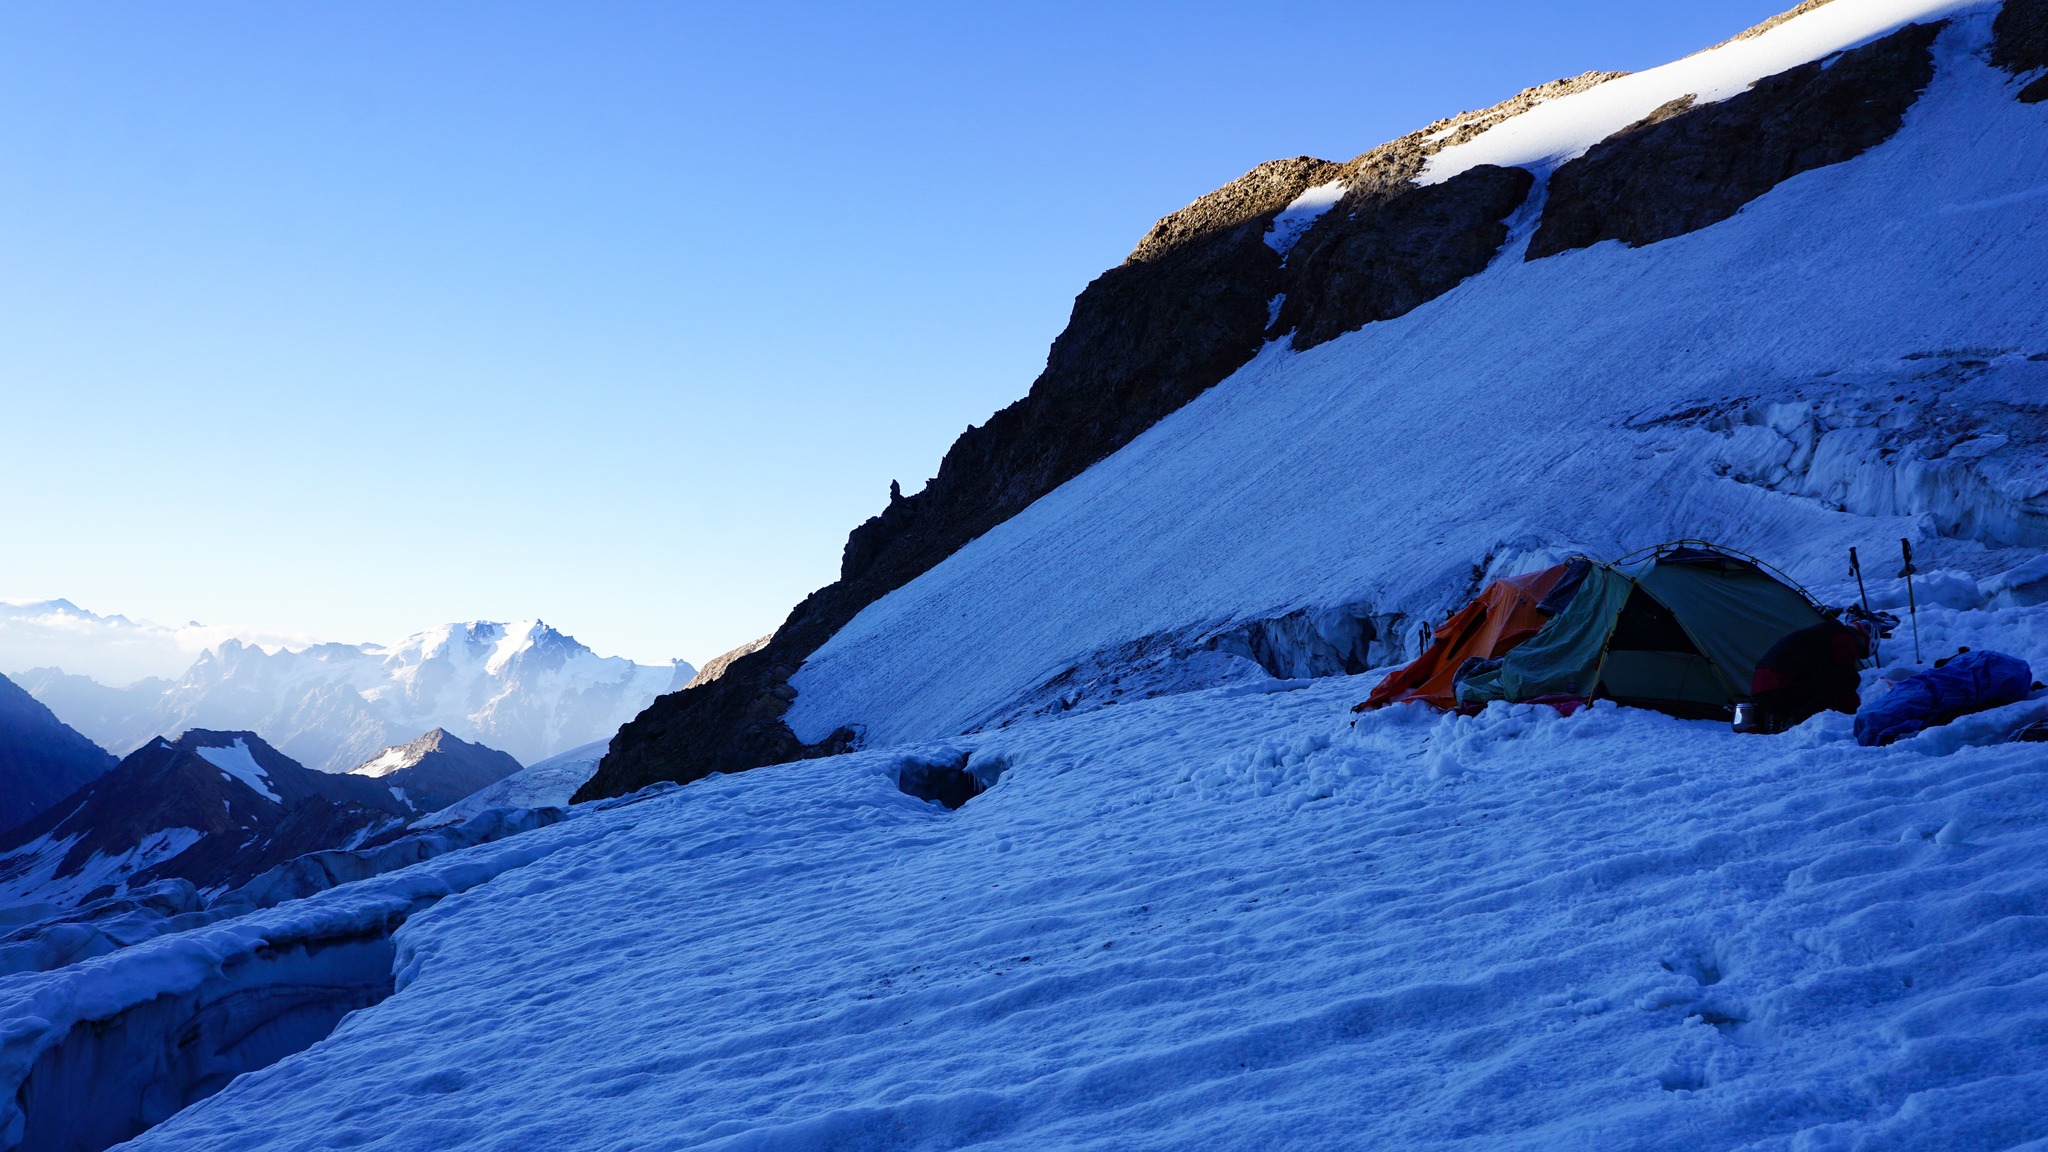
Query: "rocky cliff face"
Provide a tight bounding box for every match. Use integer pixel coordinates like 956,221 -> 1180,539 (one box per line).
1528,21 -> 1943,259
584,3 -> 2005,801
1996,0 -> 2048,99
583,79 -> 1621,801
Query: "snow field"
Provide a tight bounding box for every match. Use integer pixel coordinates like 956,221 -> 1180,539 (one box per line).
31,7 -> 2048,1147
127,630 -> 2048,1149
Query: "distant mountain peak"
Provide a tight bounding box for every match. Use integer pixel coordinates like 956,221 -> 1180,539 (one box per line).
344,727 -> 522,814
14,614 -> 692,772
0,727 -> 412,909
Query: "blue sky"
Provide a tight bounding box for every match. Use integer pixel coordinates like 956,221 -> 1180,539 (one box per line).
1,0 -> 1793,667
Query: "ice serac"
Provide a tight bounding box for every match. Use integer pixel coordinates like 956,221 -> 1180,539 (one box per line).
0,675 -> 115,835
0,808 -> 621,1152
1528,20 -> 1944,259
0,731 -> 407,912
583,77 -> 1613,799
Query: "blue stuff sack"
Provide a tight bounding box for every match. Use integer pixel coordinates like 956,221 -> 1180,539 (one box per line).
1855,650 -> 2036,747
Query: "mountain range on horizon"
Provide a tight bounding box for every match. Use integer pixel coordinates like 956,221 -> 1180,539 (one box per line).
0,603 -> 693,771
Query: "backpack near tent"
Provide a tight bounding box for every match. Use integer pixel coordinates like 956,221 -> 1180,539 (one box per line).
1357,543 -> 1831,719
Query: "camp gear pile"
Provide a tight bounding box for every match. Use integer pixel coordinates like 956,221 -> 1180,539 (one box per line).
1854,650 -> 2036,747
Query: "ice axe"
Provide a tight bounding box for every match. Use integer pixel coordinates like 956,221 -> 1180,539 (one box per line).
1899,538 -> 1923,663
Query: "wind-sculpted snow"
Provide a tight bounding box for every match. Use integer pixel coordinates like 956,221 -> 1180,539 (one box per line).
787,13 -> 2048,748
114,592 -> 2048,1149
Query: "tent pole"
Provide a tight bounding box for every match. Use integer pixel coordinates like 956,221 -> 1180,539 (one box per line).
1850,547 -> 1878,663
1899,538 -> 1922,664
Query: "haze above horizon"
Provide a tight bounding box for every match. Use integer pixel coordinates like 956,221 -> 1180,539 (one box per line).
1,0 -> 1794,669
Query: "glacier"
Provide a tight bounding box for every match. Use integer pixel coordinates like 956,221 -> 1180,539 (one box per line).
5,2 -> 2048,1149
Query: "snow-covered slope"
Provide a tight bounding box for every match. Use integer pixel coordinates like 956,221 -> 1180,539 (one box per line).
14,619 -> 691,771
100,584 -> 2048,1149
419,737 -> 610,826
786,7 -> 2048,748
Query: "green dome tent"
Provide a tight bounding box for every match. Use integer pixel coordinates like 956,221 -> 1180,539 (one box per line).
1446,543 -> 1832,718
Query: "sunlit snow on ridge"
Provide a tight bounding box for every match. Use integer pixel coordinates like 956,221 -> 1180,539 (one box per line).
1263,181 -> 1347,258
1420,0 -> 1982,184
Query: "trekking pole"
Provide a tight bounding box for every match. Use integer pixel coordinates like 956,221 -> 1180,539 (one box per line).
1899,538 -> 1922,663
1850,547 -> 1878,663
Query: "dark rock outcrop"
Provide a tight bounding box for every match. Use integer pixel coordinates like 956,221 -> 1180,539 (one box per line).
1277,164 -> 1533,350
0,674 -> 115,835
1528,20 -> 1943,260
1996,0 -> 2048,102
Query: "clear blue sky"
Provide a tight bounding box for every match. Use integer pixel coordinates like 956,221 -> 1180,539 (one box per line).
0,0 -> 1793,667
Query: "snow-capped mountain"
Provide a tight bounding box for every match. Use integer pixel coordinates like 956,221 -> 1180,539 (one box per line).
9,5 -> 2048,1152
0,730 -> 409,910
0,675 -> 114,836
13,619 -> 692,772
0,599 -> 315,686
346,728 -> 523,815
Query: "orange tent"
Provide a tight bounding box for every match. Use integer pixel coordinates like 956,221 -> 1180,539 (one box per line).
1355,562 -> 1572,711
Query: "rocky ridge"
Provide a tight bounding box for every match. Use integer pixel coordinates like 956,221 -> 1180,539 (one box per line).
1528,20 -> 1944,258
0,730 -> 409,908
581,74 -> 1625,800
